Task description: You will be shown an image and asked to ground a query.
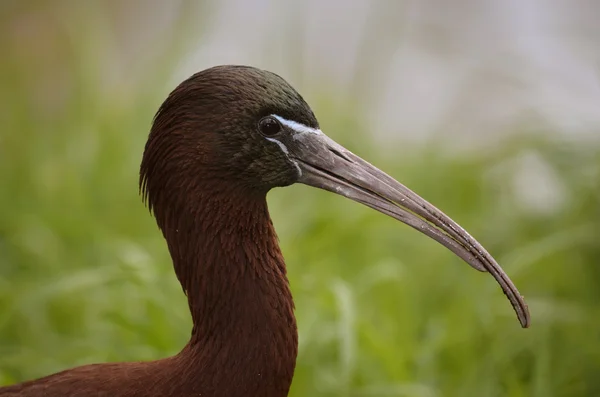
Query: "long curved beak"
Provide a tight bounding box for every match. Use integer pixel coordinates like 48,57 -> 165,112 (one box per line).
288,131 -> 530,328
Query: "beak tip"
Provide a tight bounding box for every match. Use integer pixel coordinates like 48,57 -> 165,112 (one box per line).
512,296 -> 531,328
520,305 -> 531,329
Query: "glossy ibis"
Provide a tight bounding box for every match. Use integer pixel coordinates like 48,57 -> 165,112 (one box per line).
0,65 -> 529,397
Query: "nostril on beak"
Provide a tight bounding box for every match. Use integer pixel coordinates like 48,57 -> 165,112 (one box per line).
328,147 -> 353,163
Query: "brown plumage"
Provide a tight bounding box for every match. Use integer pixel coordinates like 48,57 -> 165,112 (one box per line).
1,65 -> 529,397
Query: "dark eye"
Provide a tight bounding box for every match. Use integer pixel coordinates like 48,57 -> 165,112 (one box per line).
258,116 -> 282,136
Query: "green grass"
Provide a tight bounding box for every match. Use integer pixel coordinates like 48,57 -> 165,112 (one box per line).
1,4 -> 600,396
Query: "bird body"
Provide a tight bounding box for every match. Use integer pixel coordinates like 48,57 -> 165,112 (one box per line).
1,65 -> 529,397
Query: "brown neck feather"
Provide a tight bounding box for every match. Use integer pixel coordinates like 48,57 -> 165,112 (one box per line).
158,182 -> 298,396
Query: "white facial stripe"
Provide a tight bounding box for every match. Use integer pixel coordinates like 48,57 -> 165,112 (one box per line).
292,161 -> 302,176
261,114 -> 320,178
264,137 -> 302,177
272,114 -> 322,135
265,137 -> 289,154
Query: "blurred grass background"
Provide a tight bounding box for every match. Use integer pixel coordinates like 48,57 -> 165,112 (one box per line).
1,1 -> 600,396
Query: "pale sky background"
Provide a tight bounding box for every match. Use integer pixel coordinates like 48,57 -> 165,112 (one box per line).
127,0 -> 600,147
6,0 -> 600,147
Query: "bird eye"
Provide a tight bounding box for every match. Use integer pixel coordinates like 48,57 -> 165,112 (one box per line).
258,116 -> 282,136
